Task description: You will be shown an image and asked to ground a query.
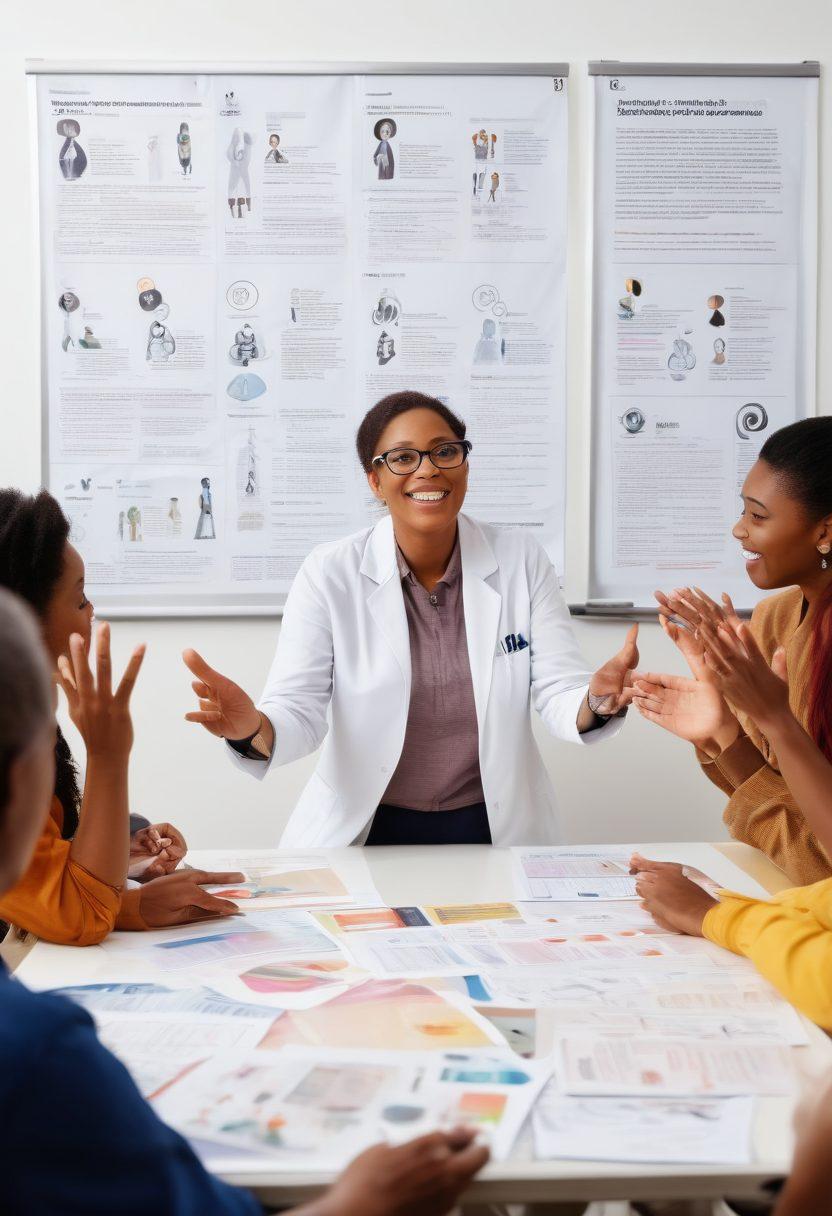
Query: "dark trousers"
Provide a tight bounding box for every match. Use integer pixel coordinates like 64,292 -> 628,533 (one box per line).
365,802 -> 492,846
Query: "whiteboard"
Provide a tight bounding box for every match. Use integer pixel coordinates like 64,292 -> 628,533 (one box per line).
587,61 -> 819,616
30,62 -> 569,617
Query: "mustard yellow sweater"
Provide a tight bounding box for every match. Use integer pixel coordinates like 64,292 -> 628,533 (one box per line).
698,587 -> 831,886
703,878 -> 832,1029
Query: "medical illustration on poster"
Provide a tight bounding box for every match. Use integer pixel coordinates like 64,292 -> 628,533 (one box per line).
35,68 -> 569,614
589,64 -> 818,611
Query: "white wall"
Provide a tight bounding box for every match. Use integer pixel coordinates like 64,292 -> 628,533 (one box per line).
2,0 -> 828,849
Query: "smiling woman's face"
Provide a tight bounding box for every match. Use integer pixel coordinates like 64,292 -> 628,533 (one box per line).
366,407 -> 469,542
42,543 -> 94,663
733,459 -> 830,590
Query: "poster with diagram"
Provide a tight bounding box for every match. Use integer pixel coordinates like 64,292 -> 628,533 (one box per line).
35,67 -> 569,614
588,63 -> 818,610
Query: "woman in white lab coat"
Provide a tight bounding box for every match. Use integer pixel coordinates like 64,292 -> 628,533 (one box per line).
183,391 -> 637,847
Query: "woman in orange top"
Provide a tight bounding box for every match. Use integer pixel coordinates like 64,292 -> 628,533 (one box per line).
0,489 -> 244,944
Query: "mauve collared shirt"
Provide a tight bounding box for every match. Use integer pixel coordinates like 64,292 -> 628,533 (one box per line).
381,536 -> 486,812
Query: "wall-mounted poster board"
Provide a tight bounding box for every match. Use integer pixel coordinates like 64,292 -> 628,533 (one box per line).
587,62 -> 819,614
30,62 -> 569,616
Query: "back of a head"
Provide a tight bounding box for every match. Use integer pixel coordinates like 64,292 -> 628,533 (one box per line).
0,589 -> 53,810
0,488 -> 70,616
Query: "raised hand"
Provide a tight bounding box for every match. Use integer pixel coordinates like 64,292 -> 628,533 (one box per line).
698,618 -> 790,731
134,869 -> 245,927
56,623 -> 145,759
182,648 -> 261,740
312,1128 -> 490,1216
632,670 -> 738,754
588,623 -> 640,715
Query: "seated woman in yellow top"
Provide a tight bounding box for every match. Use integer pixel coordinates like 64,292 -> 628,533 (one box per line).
639,416 -> 832,885
0,489 -> 243,944
632,610 -> 832,1030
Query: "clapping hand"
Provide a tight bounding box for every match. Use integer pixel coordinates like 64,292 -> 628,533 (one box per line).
696,616 -> 789,732
632,671 -> 732,751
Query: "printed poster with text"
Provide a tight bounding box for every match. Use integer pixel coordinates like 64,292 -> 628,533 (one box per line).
589,71 -> 817,609
37,71 -> 568,613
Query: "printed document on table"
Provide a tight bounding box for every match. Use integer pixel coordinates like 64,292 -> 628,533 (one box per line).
191,848 -> 384,910
104,910 -> 343,974
155,1045 -> 552,1168
512,847 -> 640,901
533,1086 -> 755,1164
557,1036 -> 797,1096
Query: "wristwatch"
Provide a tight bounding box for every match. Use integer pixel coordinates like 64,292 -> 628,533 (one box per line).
228,714 -> 271,761
587,690 -> 628,720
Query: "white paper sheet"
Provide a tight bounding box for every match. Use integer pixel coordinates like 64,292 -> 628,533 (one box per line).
115,910 -> 342,973
533,1086 -> 755,1164
558,1036 -> 797,1096
155,1045 -> 552,1167
511,848 -> 639,901
191,848 -> 383,910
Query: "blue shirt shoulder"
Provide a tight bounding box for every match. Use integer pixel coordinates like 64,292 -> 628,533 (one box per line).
0,964 -> 260,1216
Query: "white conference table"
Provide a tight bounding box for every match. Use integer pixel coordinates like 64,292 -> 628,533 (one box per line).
15,840 -> 831,1208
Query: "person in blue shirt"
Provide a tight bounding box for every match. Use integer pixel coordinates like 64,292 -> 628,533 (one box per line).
0,587 -> 488,1216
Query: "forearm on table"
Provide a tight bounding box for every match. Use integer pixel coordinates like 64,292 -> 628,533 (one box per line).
761,712 -> 832,859
703,896 -> 832,1028
69,756 -> 131,887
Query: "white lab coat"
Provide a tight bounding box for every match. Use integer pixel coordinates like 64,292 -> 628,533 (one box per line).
230,513 -> 624,846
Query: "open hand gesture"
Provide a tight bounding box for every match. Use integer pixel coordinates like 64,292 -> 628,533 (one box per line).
588,623 -> 639,715
56,623 -> 145,759
182,649 -> 261,740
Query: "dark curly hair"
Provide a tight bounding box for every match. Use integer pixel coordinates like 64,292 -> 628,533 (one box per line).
355,391 -> 466,473
0,489 -> 80,838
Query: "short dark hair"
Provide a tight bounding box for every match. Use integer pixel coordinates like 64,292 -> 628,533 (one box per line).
355,391 -> 466,473
0,589 -> 53,819
0,488 -> 79,836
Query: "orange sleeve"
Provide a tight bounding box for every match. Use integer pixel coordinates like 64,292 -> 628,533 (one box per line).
0,799 -> 122,946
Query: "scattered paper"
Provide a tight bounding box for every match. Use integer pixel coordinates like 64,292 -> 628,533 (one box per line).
533,1086 -> 755,1164
155,1046 -> 552,1167
192,849 -> 383,911
255,978 -> 505,1051
422,903 -> 522,926
558,1036 -> 797,1096
512,848 -> 639,901
134,911 -> 342,973
313,907 -> 430,936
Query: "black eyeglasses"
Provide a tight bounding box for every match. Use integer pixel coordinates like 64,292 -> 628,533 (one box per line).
371,440 -> 472,476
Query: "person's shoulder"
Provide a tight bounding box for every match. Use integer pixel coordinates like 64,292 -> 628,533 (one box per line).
0,973 -> 94,1089
750,586 -> 804,635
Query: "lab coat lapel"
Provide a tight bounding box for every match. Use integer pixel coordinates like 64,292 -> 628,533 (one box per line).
458,514 -> 501,730
363,515 -> 411,695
